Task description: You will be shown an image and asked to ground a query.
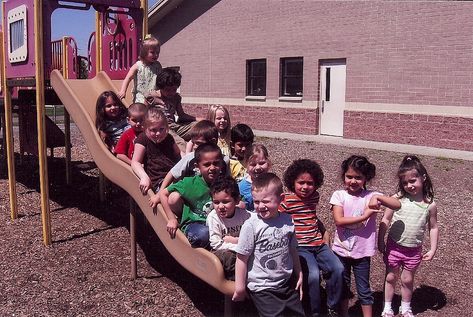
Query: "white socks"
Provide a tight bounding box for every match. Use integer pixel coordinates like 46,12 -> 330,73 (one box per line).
401,301 -> 412,313
382,302 -> 392,313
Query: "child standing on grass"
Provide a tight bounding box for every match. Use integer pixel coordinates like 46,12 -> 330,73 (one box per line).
378,155 -> 438,317
160,143 -> 224,248
232,173 -> 305,317
95,90 -> 129,151
229,124 -> 254,181
131,107 -> 181,207
280,159 -> 344,317
206,177 -> 250,280
330,155 -> 401,317
238,144 -> 271,211
115,103 -> 147,165
118,35 -> 162,104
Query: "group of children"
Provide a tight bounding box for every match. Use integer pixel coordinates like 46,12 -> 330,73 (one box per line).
94,35 -> 439,317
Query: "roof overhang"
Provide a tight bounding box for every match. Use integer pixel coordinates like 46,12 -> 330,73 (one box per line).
148,0 -> 184,29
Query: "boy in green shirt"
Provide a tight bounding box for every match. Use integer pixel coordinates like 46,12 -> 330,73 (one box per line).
160,143 -> 224,248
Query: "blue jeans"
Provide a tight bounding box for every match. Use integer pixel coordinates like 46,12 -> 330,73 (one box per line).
298,244 -> 344,314
337,255 -> 373,305
185,222 -> 209,248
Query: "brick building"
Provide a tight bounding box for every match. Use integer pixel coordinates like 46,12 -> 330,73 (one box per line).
149,0 -> 473,151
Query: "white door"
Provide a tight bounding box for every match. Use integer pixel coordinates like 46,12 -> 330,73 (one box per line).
319,62 -> 346,136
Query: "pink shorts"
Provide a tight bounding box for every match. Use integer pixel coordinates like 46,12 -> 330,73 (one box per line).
384,239 -> 422,271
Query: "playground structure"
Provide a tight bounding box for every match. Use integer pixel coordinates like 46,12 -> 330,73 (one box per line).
1,0 -> 235,304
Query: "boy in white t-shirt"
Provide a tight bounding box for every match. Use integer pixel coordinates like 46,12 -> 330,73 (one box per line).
207,177 -> 250,280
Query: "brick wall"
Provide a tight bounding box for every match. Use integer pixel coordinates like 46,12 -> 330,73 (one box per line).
344,111 -> 473,151
183,104 -> 318,135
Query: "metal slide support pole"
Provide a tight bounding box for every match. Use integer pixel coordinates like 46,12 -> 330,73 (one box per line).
2,3 -> 18,219
224,295 -> 234,317
34,0 -> 52,245
130,198 -> 137,279
62,37 -> 72,185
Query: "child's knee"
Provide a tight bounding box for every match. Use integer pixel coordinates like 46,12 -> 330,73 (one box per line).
385,270 -> 397,284
168,192 -> 183,215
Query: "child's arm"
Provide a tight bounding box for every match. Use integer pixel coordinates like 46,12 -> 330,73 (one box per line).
369,194 -> 401,210
232,253 -> 249,301
159,188 -> 180,238
317,218 -> 331,245
116,153 -> 131,165
423,201 -> 439,261
185,140 -> 194,154
332,205 -> 380,227
290,244 -> 303,300
118,63 -> 138,99
175,96 -> 203,122
378,207 -> 395,254
160,171 -> 176,191
131,144 -> 152,194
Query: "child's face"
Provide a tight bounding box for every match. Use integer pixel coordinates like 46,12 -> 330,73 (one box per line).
145,47 -> 160,63
252,185 -> 282,219
344,167 -> 366,195
128,111 -> 145,132
145,118 -> 168,144
197,151 -> 223,184
231,141 -> 251,159
212,190 -> 238,219
400,169 -> 424,197
161,85 -> 178,98
294,172 -> 317,200
247,153 -> 270,180
104,96 -> 120,119
191,136 -> 213,151
214,109 -> 228,132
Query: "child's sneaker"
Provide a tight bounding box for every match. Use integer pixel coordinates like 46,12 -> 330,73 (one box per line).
401,310 -> 415,317
381,310 -> 395,317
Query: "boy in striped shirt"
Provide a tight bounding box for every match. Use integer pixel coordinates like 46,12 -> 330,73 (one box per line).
279,159 -> 344,317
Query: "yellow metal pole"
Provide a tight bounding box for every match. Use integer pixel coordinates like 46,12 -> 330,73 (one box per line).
62,37 -> 71,185
141,0 -> 148,37
34,0 -> 52,245
1,6 -> 18,219
95,12 -> 102,72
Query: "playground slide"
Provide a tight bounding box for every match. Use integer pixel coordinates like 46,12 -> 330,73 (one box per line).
50,70 -> 234,296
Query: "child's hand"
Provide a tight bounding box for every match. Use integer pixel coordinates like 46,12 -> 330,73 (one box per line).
117,90 -> 126,100
422,250 -> 435,261
139,177 -> 152,195
223,236 -> 238,244
166,218 -> 179,238
149,192 -> 160,208
368,195 -> 382,210
232,288 -> 248,302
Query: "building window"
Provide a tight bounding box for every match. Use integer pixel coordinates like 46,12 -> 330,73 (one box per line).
280,57 -> 303,97
246,59 -> 266,96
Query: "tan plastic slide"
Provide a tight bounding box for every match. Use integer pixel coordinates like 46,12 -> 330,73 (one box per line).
50,70 -> 234,296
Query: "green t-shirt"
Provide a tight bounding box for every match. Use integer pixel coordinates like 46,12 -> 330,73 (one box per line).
167,175 -> 213,231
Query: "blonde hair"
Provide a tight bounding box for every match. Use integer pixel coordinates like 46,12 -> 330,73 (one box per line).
207,104 -> 231,145
244,143 -> 270,165
139,35 -> 160,61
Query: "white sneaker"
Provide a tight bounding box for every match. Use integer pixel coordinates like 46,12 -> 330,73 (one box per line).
381,310 -> 395,317
401,310 -> 415,317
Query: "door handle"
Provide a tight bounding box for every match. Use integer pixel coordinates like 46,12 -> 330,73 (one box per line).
321,100 -> 325,113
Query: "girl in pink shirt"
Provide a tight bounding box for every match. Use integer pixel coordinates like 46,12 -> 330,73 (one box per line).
330,155 -> 400,317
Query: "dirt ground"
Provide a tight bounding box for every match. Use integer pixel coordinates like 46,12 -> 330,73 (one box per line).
0,126 -> 472,316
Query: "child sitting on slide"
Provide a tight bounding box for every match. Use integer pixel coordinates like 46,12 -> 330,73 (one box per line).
229,123 -> 254,182
159,143 -> 225,248
115,103 -> 147,165
206,177 -> 250,280
131,107 -> 181,207
95,90 -> 129,151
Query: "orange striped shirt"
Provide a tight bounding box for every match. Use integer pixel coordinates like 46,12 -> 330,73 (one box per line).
279,192 -> 324,247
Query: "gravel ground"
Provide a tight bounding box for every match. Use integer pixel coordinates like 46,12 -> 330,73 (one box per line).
0,126 -> 472,316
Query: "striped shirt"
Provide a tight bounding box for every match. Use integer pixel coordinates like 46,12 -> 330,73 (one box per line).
279,192 -> 324,247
